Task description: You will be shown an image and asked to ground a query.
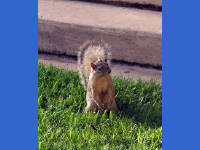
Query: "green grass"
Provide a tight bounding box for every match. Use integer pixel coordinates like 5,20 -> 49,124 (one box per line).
38,63 -> 162,150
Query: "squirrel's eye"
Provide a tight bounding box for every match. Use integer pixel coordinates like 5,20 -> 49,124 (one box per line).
98,68 -> 102,71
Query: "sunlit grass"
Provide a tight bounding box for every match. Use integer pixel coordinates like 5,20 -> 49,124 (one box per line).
38,63 -> 162,150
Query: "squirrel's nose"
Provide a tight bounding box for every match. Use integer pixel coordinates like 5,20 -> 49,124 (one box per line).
108,69 -> 111,73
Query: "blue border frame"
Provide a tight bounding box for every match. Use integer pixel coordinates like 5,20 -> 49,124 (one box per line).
163,0 -> 200,149
0,0 -> 38,149
1,0 -> 200,149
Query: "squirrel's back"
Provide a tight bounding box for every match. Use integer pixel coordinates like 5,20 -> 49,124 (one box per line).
78,40 -> 112,88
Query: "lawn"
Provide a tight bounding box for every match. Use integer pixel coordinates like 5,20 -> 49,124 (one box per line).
38,63 -> 162,150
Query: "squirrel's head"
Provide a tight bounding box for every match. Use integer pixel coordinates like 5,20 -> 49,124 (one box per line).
90,60 -> 111,76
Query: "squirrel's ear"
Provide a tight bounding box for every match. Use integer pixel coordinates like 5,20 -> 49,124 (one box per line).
91,63 -> 96,70
97,58 -> 102,62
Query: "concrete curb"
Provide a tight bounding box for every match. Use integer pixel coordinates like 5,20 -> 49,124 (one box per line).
39,19 -> 162,67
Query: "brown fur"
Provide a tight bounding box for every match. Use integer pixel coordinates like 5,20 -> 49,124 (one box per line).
78,40 -> 111,88
78,41 -> 119,113
85,72 -> 119,113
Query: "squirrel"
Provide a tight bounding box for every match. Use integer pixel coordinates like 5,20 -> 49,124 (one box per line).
78,40 -> 119,113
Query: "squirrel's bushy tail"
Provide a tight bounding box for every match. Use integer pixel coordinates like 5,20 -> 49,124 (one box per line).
78,40 -> 112,88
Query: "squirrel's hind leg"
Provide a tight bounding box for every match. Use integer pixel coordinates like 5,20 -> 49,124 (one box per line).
85,100 -> 105,113
85,101 -> 98,112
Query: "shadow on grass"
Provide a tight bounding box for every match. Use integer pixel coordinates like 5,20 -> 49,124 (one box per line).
113,78 -> 162,128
